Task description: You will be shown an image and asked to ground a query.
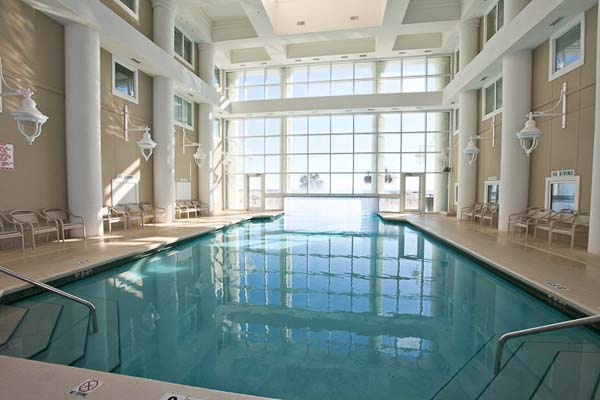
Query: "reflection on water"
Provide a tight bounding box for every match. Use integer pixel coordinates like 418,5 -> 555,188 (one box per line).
58,210 -> 596,400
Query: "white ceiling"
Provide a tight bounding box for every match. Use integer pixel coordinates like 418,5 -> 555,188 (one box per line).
176,0 -> 466,69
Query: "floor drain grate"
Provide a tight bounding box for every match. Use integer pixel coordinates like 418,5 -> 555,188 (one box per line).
547,281 -> 568,290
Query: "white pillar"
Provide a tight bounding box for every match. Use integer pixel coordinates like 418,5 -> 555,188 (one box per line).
65,23 -> 103,237
151,0 -> 176,222
198,42 -> 216,214
456,19 -> 480,218
497,0 -> 532,231
497,51 -> 532,231
588,5 -> 600,254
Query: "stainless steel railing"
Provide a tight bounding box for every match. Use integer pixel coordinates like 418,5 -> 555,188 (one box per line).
0,265 -> 98,333
493,314 -> 600,374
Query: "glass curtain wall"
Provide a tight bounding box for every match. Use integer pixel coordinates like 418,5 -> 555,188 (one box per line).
226,56 -> 451,101
225,112 -> 449,212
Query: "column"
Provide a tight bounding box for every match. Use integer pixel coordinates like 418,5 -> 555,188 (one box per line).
497,0 -> 532,231
151,0 -> 176,222
198,42 -> 216,214
65,23 -> 103,237
588,5 -> 600,254
456,19 -> 479,218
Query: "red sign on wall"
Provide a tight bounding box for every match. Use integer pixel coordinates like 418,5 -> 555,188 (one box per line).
0,143 -> 14,171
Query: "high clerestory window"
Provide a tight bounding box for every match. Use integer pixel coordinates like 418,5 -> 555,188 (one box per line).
114,0 -> 139,20
112,56 -> 138,104
174,95 -> 193,128
549,14 -> 585,81
225,56 -> 451,101
482,76 -> 502,120
485,0 -> 504,42
174,27 -> 194,67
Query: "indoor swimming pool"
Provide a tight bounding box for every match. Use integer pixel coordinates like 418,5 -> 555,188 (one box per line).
3,201 -> 600,399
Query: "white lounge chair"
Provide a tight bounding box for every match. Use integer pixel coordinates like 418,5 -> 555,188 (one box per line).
42,208 -> 86,240
191,200 -> 209,216
549,212 -> 590,248
102,207 -> 127,233
461,203 -> 484,222
0,213 -> 25,251
9,209 -> 60,250
139,202 -> 166,224
480,204 -> 499,227
175,202 -> 192,219
115,204 -> 144,229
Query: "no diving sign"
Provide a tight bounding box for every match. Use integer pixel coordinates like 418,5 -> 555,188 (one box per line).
69,379 -> 102,397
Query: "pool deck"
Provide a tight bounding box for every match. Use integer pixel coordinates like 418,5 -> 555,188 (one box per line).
379,212 -> 600,317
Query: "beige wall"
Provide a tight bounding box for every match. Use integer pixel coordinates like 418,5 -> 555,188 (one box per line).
475,96 -> 503,203
529,6 -> 597,212
173,104 -> 200,201
100,49 -> 154,206
100,0 -> 153,40
0,0 -> 66,210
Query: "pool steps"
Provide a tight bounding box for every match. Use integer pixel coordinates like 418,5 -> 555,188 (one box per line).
433,336 -> 600,399
0,298 -> 121,371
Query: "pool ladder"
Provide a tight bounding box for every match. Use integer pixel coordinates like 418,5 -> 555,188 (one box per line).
0,265 -> 98,333
494,314 -> 600,374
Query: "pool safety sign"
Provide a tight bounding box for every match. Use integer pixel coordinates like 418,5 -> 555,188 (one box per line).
69,379 -> 102,397
161,393 -> 204,400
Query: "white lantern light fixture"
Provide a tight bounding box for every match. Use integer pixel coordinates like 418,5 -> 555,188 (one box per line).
0,57 -> 49,145
516,82 -> 567,156
178,127 -> 207,168
463,114 -> 497,165
464,139 -> 480,166
124,105 -> 156,161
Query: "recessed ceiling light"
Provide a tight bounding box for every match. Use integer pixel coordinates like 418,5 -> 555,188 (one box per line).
424,50 -> 433,53
188,93 -> 194,97
295,59 -> 302,62
341,56 -> 349,59
350,16 -> 359,21
359,54 -> 367,58
550,17 -> 564,27
240,64 -> 246,67
367,108 -> 375,111
297,21 -> 306,26
313,58 -> 320,61
480,76 -> 488,81
344,109 -> 352,112
416,107 -> 424,110
311,110 -> 318,113
260,62 -> 267,65
450,101 -> 456,105
392,107 -> 399,111
398,52 -> 406,55
130,58 -> 141,64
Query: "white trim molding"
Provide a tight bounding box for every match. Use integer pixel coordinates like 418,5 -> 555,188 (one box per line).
112,55 -> 139,104
112,0 -> 139,21
548,13 -> 585,81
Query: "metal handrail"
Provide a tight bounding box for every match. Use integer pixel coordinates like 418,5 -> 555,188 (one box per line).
493,314 -> 600,374
0,266 -> 98,333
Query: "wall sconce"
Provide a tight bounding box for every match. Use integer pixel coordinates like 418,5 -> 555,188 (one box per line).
464,114 -> 497,165
440,149 -> 451,173
178,127 -> 206,168
0,57 -> 49,145
124,105 -> 156,161
516,82 -> 567,156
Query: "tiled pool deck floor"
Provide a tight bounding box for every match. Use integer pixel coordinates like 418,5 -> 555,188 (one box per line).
1,210 -> 600,400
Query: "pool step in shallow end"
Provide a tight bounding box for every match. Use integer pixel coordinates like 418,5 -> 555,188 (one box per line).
0,305 -> 28,346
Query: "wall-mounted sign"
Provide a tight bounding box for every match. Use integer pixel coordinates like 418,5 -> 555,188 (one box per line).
117,174 -> 139,182
0,143 -> 14,171
551,169 -> 575,177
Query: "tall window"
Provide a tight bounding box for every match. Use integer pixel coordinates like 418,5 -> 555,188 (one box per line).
485,0 -> 504,42
174,27 -> 194,67
545,176 -> 579,212
174,95 -> 193,128
549,14 -> 585,80
224,112 -> 449,210
484,180 -> 500,204
483,77 -> 502,119
112,57 -> 138,103
225,56 -> 451,101
114,0 -> 138,19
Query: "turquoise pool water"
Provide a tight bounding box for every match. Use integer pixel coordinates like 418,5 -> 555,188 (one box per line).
7,204 -> 600,399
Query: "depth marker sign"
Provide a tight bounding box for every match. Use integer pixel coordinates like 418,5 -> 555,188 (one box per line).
69,379 -> 102,397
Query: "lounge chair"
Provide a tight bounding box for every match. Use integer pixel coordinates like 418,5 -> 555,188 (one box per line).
139,202 -> 166,224
549,212 -> 590,248
461,203 -> 484,222
508,207 -> 542,233
184,200 -> 202,217
534,209 -> 574,242
175,202 -> 192,219
0,213 -> 25,251
481,204 -> 499,227
102,207 -> 127,233
42,208 -> 86,240
191,200 -> 209,216
512,208 -> 551,238
9,209 -> 60,250
114,204 -> 144,229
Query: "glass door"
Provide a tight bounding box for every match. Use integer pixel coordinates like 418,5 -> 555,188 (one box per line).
402,174 -> 424,212
246,174 -> 265,211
